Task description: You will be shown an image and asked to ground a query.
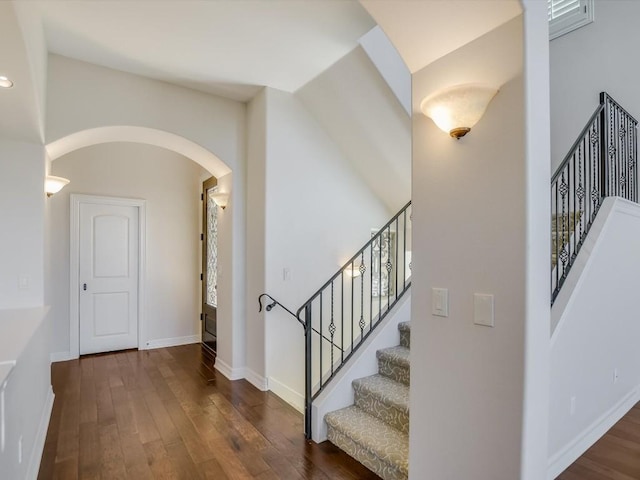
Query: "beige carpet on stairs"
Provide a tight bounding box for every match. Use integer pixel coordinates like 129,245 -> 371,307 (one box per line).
324,322 -> 410,480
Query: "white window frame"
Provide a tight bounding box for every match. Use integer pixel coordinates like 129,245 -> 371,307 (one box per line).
549,0 -> 594,41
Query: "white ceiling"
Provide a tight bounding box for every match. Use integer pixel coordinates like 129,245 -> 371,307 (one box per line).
0,2 -> 42,143
2,0 -> 525,145
361,0 -> 523,74
23,0 -> 376,102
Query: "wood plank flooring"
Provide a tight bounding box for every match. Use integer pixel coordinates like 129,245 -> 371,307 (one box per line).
38,344 -> 381,479
556,402 -> 640,479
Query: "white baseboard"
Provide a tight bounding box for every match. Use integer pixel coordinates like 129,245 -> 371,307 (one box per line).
52,335 -> 200,359
213,360 -> 268,391
244,368 -> 269,391
214,358 -> 245,381
50,351 -> 76,363
269,376 -> 304,413
547,386 -> 640,479
27,386 -> 54,480
144,335 -> 200,350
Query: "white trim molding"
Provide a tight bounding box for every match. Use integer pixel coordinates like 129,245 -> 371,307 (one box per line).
244,369 -> 269,391
213,361 -> 268,391
268,377 -> 304,413
50,352 -> 75,363
69,194 -> 146,359
549,0 -> 594,41
26,386 -> 54,480
144,335 -> 200,350
214,358 -> 246,381
547,387 -> 640,479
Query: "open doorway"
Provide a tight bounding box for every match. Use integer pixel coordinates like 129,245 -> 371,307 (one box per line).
200,177 -> 219,378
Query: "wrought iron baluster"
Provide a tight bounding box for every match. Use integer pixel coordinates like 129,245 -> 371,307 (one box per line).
403,209 -> 407,289
319,292 -> 323,389
578,140 -> 584,243
395,217 -> 399,302
329,281 -> 335,375
350,261 -> 354,355
369,240 -> 373,333
341,270 -> 344,365
359,251 -> 365,337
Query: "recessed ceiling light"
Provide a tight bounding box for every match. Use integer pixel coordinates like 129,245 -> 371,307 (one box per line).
0,76 -> 14,89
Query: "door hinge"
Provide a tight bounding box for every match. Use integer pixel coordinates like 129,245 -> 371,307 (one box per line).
200,273 -> 203,281
201,193 -> 204,201
200,313 -> 204,321
200,233 -> 204,241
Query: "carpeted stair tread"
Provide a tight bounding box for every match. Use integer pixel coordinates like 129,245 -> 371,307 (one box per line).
397,322 -> 410,333
377,346 -> 410,385
398,322 -> 410,348
325,406 -> 409,478
353,374 -> 409,413
377,346 -> 410,366
353,374 -> 409,434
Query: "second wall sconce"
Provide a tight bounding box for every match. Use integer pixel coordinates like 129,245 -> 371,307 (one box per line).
210,192 -> 230,209
45,175 -> 70,197
420,83 -> 499,139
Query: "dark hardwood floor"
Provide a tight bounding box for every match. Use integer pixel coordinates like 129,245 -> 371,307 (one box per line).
557,402 -> 640,479
38,344 -> 381,479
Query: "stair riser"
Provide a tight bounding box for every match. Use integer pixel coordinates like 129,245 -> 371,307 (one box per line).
378,358 -> 409,386
354,389 -> 409,434
327,426 -> 408,480
400,329 -> 410,348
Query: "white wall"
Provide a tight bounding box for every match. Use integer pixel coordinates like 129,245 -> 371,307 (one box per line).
251,87 -> 390,408
46,55 -> 244,176
296,46 -> 411,213
358,25 -> 411,115
48,142 -> 208,356
410,16 -> 544,479
0,308 -> 52,480
0,139 -> 45,309
550,0 -> 640,171
243,89 -> 268,386
46,55 -> 248,373
521,2 -> 552,479
548,198 -> 640,478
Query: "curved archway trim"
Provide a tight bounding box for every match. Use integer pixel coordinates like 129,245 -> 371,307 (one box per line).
46,126 -> 231,177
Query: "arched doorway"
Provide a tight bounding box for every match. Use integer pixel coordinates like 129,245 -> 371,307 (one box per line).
46,128 -> 231,361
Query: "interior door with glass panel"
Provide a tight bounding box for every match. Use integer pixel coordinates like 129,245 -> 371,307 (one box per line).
202,177 -> 219,357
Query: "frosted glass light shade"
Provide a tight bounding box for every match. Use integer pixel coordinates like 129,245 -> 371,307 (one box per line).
420,84 -> 498,139
210,192 -> 229,209
45,175 -> 70,197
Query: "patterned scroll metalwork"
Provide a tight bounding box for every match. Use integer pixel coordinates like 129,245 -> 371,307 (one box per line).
551,92 -> 638,304
296,201 -> 412,439
206,189 -> 219,307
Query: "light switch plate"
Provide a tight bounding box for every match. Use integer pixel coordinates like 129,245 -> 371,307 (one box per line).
474,293 -> 494,327
18,275 -> 29,290
432,288 -> 449,317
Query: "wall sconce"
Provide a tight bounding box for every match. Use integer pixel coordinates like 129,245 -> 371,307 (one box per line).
343,264 -> 363,278
420,83 -> 498,139
210,192 -> 229,209
45,175 -> 70,197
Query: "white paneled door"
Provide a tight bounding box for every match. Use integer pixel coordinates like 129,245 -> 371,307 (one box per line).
79,202 -> 139,355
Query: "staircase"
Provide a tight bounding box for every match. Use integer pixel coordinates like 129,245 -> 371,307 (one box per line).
551,211 -> 582,267
325,322 -> 410,480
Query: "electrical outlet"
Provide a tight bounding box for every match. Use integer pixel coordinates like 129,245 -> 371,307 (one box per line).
570,396 -> 576,416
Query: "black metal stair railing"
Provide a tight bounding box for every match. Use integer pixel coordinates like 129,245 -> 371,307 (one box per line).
296,200 -> 412,439
260,201 -> 411,440
552,92 -> 638,304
